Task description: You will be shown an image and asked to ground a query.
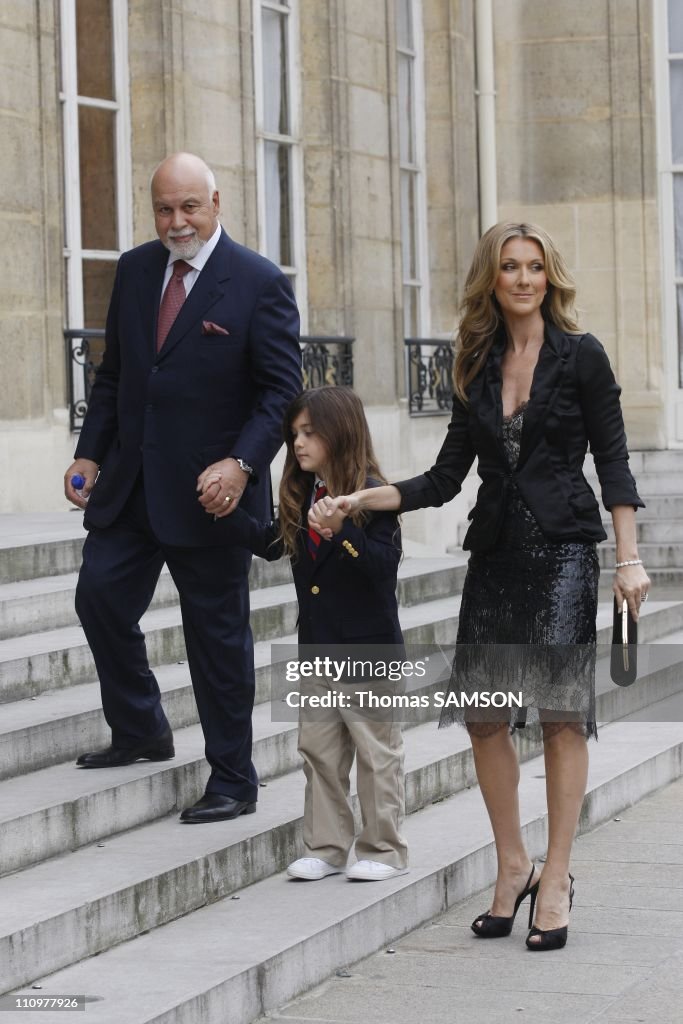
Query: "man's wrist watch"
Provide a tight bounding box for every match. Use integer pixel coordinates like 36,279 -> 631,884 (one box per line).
232,457 -> 254,476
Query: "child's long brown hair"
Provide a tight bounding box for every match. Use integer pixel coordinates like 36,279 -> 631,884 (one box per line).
277,386 -> 387,558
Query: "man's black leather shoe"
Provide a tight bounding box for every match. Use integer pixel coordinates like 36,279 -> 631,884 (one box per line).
76,730 -> 175,768
179,793 -> 257,823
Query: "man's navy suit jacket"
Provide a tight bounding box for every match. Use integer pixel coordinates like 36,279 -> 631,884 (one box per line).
75,229 -> 302,546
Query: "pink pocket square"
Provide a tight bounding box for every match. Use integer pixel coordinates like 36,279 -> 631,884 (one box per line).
202,320 -> 230,336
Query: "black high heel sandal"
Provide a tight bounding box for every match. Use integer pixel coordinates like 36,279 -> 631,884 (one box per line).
526,873 -> 575,951
471,864 -> 540,938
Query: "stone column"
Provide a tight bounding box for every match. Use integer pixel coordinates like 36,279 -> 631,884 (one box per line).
423,0 -> 478,334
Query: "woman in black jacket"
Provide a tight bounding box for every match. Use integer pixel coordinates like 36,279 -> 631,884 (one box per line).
310,222 -> 650,950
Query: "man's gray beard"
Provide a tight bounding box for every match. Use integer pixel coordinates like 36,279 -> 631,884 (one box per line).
166,233 -> 206,260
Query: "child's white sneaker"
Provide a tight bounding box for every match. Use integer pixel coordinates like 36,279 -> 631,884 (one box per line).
346,860 -> 409,881
287,857 -> 342,880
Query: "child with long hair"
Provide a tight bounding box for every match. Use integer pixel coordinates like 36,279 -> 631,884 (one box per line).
231,386 -> 408,881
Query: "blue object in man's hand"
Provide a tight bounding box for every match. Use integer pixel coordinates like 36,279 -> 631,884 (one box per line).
71,474 -> 86,490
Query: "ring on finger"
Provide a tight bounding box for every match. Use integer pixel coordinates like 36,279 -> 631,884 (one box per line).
224,495 -> 233,505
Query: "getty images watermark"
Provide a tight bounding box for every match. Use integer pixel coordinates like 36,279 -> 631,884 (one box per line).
263,640 -> 683,724
269,644 -> 526,722
282,654 -> 521,710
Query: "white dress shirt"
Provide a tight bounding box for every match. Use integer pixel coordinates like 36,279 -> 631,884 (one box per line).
160,222 -> 222,299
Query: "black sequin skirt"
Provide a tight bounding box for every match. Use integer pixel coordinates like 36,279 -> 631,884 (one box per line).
440,482 -> 600,738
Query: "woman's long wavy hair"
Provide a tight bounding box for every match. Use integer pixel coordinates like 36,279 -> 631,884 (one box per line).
453,222 -> 581,403
277,386 -> 387,558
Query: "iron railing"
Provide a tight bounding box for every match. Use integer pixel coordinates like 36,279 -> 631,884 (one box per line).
404,337 -> 454,416
65,330 -> 355,431
300,335 -> 354,389
64,328 -> 106,432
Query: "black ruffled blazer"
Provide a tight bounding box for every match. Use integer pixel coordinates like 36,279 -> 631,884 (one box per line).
395,324 -> 644,551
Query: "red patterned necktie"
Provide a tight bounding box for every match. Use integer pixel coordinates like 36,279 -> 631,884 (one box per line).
307,484 -> 327,559
156,260 -> 192,351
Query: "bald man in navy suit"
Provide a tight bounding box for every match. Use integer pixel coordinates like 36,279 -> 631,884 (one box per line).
65,153 -> 302,822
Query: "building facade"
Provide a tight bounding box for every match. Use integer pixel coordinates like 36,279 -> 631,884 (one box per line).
0,0 -> 679,551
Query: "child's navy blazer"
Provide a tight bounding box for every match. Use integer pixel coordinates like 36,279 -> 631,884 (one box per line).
232,481 -> 403,645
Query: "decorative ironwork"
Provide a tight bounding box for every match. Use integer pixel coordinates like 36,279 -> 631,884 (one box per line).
64,328 -> 106,432
66,329 -> 356,432
404,338 -> 454,416
300,336 -> 354,389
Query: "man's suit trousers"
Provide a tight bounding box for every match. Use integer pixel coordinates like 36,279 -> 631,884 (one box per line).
75,475 -> 258,802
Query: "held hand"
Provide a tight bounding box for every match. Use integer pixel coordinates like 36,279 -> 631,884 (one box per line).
64,458 -> 98,509
307,504 -> 346,537
308,494 -> 355,540
613,563 -> 650,622
197,458 -> 248,517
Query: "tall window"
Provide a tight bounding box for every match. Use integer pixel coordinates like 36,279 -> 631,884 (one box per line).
253,0 -> 308,327
397,0 -> 430,337
656,0 -> 683,440
59,0 -> 132,333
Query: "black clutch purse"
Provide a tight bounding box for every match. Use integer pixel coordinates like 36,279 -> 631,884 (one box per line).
610,598 -> 638,686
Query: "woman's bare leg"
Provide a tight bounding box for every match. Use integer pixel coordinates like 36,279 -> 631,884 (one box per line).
468,723 -> 540,917
527,722 -> 588,939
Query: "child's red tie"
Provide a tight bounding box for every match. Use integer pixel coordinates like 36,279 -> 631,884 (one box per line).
307,484 -> 327,559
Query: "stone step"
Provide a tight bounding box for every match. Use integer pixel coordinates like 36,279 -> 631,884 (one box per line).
396,555 -> 468,607
448,543 -> 683,591
0,556 -> 467,701
0,566 -> 180,641
590,628 -> 683,731
611,472 -> 683,495
0,513 -> 470,592
0,643 -> 454,876
612,568 -> 683,592
3,594 -> 681,782
0,554 -> 466,642
6,716 -> 683,1020
2,613 -> 682,878
615,448 -> 683,474
0,709 -> 288,878
458,503 -> 683,546
598,541 -> 683,570
602,518 -> 683,544
0,513 -> 85,583
0,718 -> 478,994
0,559 -> 295,642
0,514 -> 295,586
626,493 -> 683,519
0,585 -> 296,703
582,466 -> 683,494
0,594 -> 464,778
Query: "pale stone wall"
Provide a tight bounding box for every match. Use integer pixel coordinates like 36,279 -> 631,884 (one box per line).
342,0 -> 399,406
299,0 -> 354,339
423,0 -> 479,336
0,1 -> 74,513
494,0 -> 663,449
0,0 -> 259,515
128,0 -> 256,250
0,0 -> 667,529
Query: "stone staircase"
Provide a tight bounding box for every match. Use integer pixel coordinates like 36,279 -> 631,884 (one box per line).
1,450 -> 682,1024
